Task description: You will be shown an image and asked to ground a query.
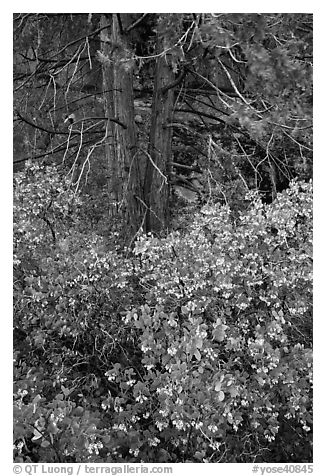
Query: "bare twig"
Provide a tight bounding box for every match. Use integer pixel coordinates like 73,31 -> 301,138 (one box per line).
125,14 -> 149,33
161,69 -> 187,94
217,58 -> 253,108
141,149 -> 168,184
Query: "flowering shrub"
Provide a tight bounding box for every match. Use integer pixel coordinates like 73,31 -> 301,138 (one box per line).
13,164 -> 312,463
128,181 -> 312,461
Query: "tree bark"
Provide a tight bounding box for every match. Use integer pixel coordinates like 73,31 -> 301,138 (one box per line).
100,14 -> 145,240
144,17 -> 175,233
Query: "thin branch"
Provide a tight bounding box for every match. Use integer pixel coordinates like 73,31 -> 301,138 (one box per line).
41,216 -> 56,243
233,134 -> 262,185
72,116 -> 127,129
133,20 -> 196,61
67,121 -> 84,174
217,58 -> 252,108
165,122 -> 202,137
161,69 -> 187,94
125,14 -> 149,33
15,110 -> 62,136
185,67 -> 235,109
177,107 -> 224,125
171,162 -> 200,172
13,136 -> 106,164
44,20 -> 112,62
141,149 -> 168,184
228,47 -> 246,64
283,130 -> 313,151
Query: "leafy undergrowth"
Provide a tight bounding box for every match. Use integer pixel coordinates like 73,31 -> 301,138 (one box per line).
13,162 -> 312,463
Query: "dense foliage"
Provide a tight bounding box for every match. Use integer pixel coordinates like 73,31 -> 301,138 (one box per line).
13,162 -> 312,463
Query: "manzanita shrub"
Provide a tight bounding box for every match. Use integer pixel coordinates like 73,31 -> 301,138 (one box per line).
14,163 -> 312,463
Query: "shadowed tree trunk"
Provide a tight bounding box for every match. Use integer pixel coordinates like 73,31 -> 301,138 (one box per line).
144,16 -> 175,233
100,14 -> 145,240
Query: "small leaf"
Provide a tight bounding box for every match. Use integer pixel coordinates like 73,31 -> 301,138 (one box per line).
47,422 -> 59,435
32,429 -> 43,441
229,386 -> 239,398
32,394 -> 42,405
217,390 -> 225,402
214,381 -> 222,392
195,337 -> 203,349
61,385 -> 72,397
194,450 -> 205,460
41,440 -> 51,448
